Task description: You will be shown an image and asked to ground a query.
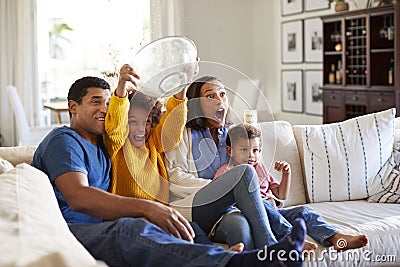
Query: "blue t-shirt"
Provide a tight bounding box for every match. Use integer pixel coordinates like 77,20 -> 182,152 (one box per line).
31,126 -> 111,224
191,127 -> 230,179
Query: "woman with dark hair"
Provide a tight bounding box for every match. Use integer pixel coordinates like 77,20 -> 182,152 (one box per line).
165,76 -> 278,250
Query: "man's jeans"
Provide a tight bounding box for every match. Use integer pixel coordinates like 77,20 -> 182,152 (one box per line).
69,218 -> 233,267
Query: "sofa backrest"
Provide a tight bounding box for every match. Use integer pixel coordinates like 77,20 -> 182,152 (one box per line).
0,146 -> 36,166
259,121 -> 306,207
292,127 -> 310,203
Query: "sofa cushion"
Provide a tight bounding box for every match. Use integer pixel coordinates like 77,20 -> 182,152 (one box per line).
293,108 -> 395,203
259,121 -> 306,206
304,200 -> 400,266
0,156 -> 13,174
0,163 -> 104,267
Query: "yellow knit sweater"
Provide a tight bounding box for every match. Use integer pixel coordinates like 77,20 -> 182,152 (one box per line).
104,94 -> 187,204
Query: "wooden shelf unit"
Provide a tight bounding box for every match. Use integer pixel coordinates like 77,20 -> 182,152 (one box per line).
321,4 -> 399,123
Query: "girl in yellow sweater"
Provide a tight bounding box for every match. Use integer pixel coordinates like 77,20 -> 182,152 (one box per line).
104,64 -> 188,204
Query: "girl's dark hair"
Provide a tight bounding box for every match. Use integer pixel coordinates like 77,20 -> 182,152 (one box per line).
67,76 -> 110,117
186,76 -> 232,130
226,123 -> 261,147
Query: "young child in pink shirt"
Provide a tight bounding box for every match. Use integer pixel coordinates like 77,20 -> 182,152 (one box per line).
214,123 -> 368,252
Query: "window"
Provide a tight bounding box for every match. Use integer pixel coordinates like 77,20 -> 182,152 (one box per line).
37,0 -> 151,105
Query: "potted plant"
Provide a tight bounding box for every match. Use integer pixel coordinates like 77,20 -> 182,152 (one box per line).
328,0 -> 350,12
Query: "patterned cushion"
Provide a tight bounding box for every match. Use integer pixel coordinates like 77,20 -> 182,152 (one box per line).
293,108 -> 395,203
368,129 -> 400,203
368,171 -> 400,203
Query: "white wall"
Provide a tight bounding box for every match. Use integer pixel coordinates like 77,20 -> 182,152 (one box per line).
181,0 -> 342,125
183,0 -> 255,76
253,0 -> 334,125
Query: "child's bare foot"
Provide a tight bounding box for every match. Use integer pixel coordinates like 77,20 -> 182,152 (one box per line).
329,233 -> 368,252
229,243 -> 244,252
302,240 -> 317,252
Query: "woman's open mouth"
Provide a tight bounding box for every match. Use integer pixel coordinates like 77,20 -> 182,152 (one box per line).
215,108 -> 225,121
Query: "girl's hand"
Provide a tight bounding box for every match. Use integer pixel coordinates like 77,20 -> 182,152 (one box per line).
116,64 -> 140,97
274,161 -> 291,174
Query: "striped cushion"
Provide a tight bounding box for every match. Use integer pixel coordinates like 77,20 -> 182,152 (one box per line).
368,129 -> 400,203
368,170 -> 400,203
295,108 -> 395,203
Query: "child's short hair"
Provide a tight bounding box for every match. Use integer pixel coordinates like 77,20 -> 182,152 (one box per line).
226,123 -> 261,147
128,91 -> 163,127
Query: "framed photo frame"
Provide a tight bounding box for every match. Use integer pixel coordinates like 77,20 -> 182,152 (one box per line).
304,17 -> 323,63
305,70 -> 323,115
282,20 -> 303,63
281,0 -> 303,16
282,70 -> 303,113
305,0 -> 330,12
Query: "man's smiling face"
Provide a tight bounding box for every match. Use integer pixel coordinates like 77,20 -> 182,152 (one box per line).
69,87 -> 111,143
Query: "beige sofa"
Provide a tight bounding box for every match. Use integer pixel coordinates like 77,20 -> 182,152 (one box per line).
1,108 -> 399,266
0,146 -> 107,267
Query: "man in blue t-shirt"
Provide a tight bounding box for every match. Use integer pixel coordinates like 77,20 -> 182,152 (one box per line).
32,71 -> 306,267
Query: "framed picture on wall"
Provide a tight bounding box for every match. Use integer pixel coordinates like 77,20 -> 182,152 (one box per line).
305,0 -> 330,12
282,20 -> 303,63
304,17 -> 323,63
282,70 -> 303,113
281,0 -> 303,16
305,70 -> 323,115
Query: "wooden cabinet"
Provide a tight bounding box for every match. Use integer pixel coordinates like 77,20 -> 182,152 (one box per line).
321,4 -> 399,123
368,92 -> 395,113
323,90 -> 345,123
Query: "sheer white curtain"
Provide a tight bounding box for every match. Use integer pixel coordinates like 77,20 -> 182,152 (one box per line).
150,0 -> 186,39
0,0 -> 40,146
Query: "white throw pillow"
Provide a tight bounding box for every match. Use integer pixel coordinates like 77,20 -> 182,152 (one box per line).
0,156 -> 14,174
293,108 -> 395,203
0,164 -> 104,267
259,121 -> 306,206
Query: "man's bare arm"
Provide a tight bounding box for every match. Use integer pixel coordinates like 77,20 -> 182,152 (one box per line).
55,172 -> 195,242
